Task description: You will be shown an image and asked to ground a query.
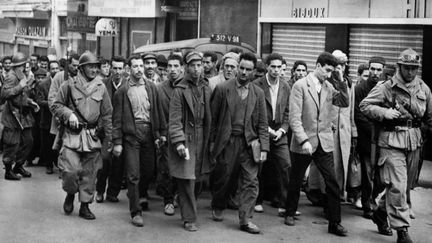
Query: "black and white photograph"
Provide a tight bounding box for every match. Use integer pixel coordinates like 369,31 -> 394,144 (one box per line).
0,0 -> 431,242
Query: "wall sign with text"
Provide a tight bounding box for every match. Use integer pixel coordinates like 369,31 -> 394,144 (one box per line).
292,7 -> 326,18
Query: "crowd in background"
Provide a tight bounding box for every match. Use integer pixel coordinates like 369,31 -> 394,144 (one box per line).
0,45 -> 428,243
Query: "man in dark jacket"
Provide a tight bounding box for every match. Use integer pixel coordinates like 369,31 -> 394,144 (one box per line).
112,54 -> 165,227
34,68 -> 58,174
354,56 -> 387,220
167,51 -> 212,232
252,53 -> 291,216
156,54 -> 184,216
1,52 -> 39,180
96,55 -> 127,203
210,52 -> 269,234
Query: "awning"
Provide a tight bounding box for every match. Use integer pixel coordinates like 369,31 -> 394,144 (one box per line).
0,4 -> 51,19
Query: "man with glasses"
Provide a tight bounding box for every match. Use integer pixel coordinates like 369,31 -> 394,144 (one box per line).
354,56 -> 387,222
360,48 -> 431,243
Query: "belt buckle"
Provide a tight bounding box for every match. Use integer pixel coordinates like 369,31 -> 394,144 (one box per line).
407,119 -> 412,128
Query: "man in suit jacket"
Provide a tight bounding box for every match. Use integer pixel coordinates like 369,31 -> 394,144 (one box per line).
112,54 -> 165,227
252,53 -> 291,216
284,52 -> 349,237
96,56 -> 127,203
210,52 -> 269,234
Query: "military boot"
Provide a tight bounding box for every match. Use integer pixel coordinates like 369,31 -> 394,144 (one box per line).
63,194 -> 75,215
13,164 -> 31,178
396,227 -> 413,243
79,203 -> 96,220
4,164 -> 21,180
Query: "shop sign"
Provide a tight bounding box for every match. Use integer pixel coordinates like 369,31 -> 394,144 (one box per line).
88,0 -> 162,18
210,34 -> 241,45
292,7 -> 326,18
67,12 -> 97,33
179,0 -> 198,20
86,33 -> 97,41
16,26 -> 48,37
33,40 -> 49,47
16,37 -> 30,45
95,18 -> 118,36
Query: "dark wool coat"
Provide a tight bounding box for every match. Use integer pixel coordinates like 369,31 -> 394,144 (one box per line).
168,77 -> 212,180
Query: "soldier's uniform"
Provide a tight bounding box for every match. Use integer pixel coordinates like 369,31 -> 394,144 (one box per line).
360,49 -> 432,242
51,52 -> 112,220
1,52 -> 38,180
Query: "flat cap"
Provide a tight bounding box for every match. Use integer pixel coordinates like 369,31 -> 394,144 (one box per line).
34,68 -> 48,77
185,51 -> 203,64
369,56 -> 386,66
222,52 -> 239,63
142,52 -> 157,61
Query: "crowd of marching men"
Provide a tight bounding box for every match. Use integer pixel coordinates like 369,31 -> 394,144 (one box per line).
0,47 -> 428,243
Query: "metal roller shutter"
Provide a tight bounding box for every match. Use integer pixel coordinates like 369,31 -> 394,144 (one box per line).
348,25 -> 423,79
272,24 -> 326,73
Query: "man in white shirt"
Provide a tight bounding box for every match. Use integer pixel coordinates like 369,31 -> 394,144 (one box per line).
252,53 -> 291,216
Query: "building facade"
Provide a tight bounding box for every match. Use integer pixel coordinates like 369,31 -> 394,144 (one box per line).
258,0 -> 432,84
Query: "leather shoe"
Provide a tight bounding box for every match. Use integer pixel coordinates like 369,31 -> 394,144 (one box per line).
131,214 -> 144,227
212,209 -> 223,222
79,203 -> 96,220
13,165 -> 31,178
363,210 -> 373,219
139,197 -> 149,211
63,194 -> 75,215
396,227 -> 413,243
96,193 -> 104,203
284,216 -> 295,226
328,223 -> 348,236
164,203 -> 175,216
372,212 -> 393,236
240,222 -> 260,234
106,195 -> 119,203
46,167 -> 54,174
184,222 -> 198,232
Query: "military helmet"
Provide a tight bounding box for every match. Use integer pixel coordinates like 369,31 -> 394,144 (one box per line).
397,48 -> 421,66
11,52 -> 27,67
78,51 -> 100,67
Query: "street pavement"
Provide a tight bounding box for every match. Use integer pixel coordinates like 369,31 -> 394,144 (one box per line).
1,161 -> 432,243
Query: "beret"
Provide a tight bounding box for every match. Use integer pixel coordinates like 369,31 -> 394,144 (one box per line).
369,56 -> 386,66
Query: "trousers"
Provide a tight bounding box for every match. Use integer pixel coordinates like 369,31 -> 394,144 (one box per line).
286,144 -> 342,223
2,127 -> 33,166
40,128 -> 58,169
96,137 -> 124,197
375,147 -> 420,229
176,177 -> 203,223
211,135 -> 259,225
123,123 -> 155,215
156,145 -> 176,205
58,147 -> 101,202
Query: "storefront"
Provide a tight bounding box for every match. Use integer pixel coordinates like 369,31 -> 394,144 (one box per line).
0,18 -> 15,57
259,0 -> 432,83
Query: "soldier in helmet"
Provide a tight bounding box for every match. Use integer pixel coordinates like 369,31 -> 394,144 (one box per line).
51,51 -> 113,220
360,49 -> 432,243
1,52 -> 39,180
